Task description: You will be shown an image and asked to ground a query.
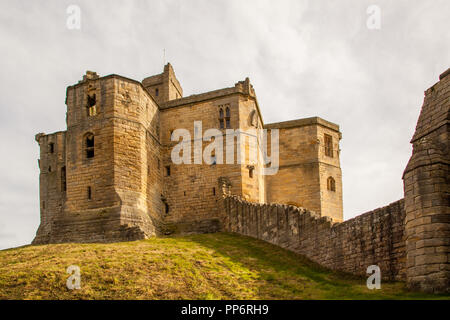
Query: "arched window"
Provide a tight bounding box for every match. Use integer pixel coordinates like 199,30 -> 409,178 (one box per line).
225,107 -> 231,128
85,133 -> 94,159
327,176 -> 336,192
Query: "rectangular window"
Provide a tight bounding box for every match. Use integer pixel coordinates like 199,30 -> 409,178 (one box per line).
324,134 -> 333,157
165,165 -> 171,176
48,143 -> 54,154
87,186 -> 92,200
86,135 -> 94,159
61,166 -> 66,192
87,94 -> 97,117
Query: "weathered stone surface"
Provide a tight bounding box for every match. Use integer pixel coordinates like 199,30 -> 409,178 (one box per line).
33,63 -> 449,294
220,195 -> 406,281
34,63 -> 343,243
402,67 -> 450,294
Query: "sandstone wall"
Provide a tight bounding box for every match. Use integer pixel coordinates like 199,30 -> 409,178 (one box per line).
159,94 -> 243,233
157,78 -> 266,234
33,73 -> 164,243
402,68 -> 450,293
265,118 -> 343,221
221,195 -> 406,280
33,131 -> 66,244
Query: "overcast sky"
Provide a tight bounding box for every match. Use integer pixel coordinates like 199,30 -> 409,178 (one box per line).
0,0 -> 448,249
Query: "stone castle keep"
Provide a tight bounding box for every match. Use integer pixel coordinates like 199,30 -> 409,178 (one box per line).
34,64 -> 449,293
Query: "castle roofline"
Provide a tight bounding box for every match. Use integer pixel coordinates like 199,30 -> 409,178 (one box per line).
159,77 -> 264,125
35,130 -> 67,142
265,117 -> 340,133
160,86 -> 238,109
66,73 -> 160,108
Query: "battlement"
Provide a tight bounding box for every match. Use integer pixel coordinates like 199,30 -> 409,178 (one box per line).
221,194 -> 406,281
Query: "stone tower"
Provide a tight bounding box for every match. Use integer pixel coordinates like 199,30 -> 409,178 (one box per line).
403,68 -> 450,293
34,71 -> 162,243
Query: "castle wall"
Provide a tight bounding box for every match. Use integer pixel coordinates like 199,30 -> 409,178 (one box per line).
159,94 -> 243,233
317,124 -> 343,222
65,77 -> 118,212
402,68 -> 450,293
112,77 -> 162,236
221,195 -> 406,280
34,131 -> 66,244
237,95 -> 265,203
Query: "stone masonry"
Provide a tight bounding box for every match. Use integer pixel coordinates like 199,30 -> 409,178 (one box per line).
34,64 -> 449,293
34,63 -> 343,243
218,68 -> 450,294
220,195 -> 406,281
402,68 -> 450,293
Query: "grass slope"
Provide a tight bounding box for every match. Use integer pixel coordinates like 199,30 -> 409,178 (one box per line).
0,232 -> 448,300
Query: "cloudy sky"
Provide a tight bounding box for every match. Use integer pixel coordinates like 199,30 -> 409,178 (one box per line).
0,0 -> 448,249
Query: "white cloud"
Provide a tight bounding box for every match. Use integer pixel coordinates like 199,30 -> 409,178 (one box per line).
0,0 -> 449,248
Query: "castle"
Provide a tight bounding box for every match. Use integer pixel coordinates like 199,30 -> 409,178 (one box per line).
34,63 -> 343,244
33,64 -> 449,294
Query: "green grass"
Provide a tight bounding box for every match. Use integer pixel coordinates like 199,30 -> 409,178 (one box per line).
0,232 -> 448,300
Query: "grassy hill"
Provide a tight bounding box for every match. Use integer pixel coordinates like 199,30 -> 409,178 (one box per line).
0,232 -> 448,300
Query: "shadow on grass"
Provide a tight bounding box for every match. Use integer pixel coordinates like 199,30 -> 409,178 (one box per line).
182,232 -> 449,300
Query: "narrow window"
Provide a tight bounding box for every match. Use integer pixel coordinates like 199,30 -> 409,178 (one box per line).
87,94 -> 97,116
87,186 -> 92,200
157,159 -> 160,169
61,166 -> 67,192
184,191 -> 186,196
212,187 -> 216,196
165,165 -> 171,176
48,166 -> 52,173
85,133 -> 94,159
324,134 -> 333,157
327,177 -> 336,192
249,167 -> 254,178
225,107 -> 231,128
155,88 -> 159,97
164,202 -> 169,214
48,143 -> 54,154
219,108 -> 224,129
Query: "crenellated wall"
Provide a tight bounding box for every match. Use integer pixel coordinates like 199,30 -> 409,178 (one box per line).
220,195 -> 406,280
